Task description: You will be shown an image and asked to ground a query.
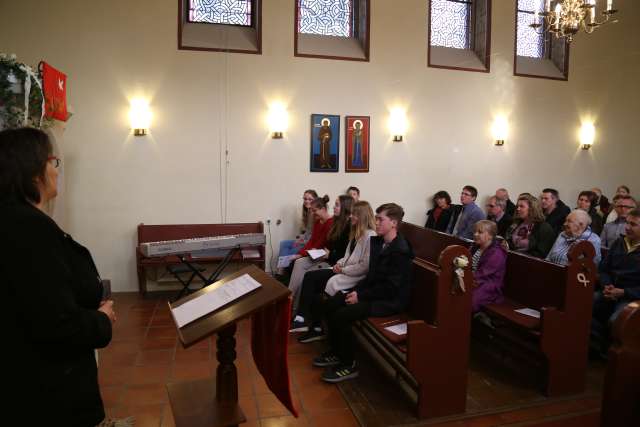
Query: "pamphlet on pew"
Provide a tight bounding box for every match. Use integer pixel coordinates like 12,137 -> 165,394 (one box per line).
277,255 -> 297,268
384,323 -> 407,335
514,308 -> 540,319
171,273 -> 262,328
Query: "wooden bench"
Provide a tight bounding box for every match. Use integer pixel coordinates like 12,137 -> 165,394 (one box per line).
353,223 -> 473,418
600,300 -> 640,427
136,222 -> 265,295
476,241 -> 597,396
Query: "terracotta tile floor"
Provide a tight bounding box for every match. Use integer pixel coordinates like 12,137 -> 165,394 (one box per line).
101,293 -> 601,427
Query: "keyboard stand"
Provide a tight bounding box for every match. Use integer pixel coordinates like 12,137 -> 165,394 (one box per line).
171,246 -> 241,302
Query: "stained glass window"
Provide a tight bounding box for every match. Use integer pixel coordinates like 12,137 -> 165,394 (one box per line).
430,0 -> 472,49
298,0 -> 353,37
516,0 -> 545,58
188,0 -> 252,26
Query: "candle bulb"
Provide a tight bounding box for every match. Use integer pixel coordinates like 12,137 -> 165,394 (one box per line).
545,0 -> 551,13
590,1 -> 595,22
607,0 -> 613,11
555,3 -> 562,30
534,10 -> 539,24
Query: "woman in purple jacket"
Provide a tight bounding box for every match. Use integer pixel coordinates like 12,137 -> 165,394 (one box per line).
471,220 -> 508,313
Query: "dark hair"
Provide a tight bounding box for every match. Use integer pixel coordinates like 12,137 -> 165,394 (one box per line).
463,185 -> 478,199
432,190 -> 451,206
628,208 -> 640,218
578,190 -> 597,210
542,188 -> 559,199
0,127 -> 52,204
376,203 -> 405,223
310,194 -> 330,210
302,189 -> 319,229
617,185 -> 631,194
347,186 -> 360,195
328,195 -> 354,241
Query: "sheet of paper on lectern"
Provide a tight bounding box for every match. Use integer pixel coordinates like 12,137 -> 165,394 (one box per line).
514,308 -> 540,319
307,249 -> 327,260
171,273 -> 262,328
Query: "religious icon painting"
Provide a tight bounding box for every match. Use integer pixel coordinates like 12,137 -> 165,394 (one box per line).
345,116 -> 370,173
310,114 -> 340,172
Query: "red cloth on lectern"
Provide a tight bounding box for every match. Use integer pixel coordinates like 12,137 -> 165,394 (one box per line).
41,62 -> 68,121
251,296 -> 298,417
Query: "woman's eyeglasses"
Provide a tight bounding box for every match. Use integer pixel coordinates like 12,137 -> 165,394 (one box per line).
47,156 -> 61,168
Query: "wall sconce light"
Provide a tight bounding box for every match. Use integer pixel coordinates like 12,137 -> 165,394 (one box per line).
129,98 -> 152,136
492,116 -> 508,146
267,102 -> 288,139
579,122 -> 595,150
388,107 -> 408,142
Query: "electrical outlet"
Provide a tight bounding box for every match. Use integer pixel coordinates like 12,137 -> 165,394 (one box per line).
276,219 -> 282,226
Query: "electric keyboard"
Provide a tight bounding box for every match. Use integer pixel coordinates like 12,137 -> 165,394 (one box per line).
140,233 -> 265,257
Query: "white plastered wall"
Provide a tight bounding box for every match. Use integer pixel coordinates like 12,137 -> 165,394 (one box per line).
1,0 -> 638,291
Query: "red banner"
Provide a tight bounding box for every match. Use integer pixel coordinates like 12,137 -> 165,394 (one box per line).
41,62 -> 68,121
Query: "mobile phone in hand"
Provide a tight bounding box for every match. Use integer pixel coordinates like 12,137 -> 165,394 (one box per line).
101,279 -> 112,300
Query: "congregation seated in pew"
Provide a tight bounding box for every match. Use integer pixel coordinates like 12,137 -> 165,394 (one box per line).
591,208 -> 640,355
505,193 -> 555,259
546,209 -> 601,266
470,220 -> 507,313
289,194 -> 352,330
296,200 -> 377,343
485,195 -> 512,239
601,194 -> 636,249
424,190 -> 453,232
541,188 -> 572,237
312,203 -> 414,383
448,185 -> 485,240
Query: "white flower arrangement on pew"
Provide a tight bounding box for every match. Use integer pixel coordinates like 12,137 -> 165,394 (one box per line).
453,255 -> 469,293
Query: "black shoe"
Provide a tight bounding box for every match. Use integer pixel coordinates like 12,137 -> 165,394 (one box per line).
298,328 -> 326,343
312,351 -> 341,367
321,362 -> 359,383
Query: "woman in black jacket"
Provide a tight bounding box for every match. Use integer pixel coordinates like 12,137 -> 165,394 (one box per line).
425,190 -> 453,232
0,128 -> 116,426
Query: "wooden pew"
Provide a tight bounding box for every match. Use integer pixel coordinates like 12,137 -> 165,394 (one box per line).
136,222 -> 265,295
600,300 -> 640,427
477,241 -> 597,396
353,223 -> 473,419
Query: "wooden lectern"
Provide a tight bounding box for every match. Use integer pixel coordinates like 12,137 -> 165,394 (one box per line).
167,265 -> 290,427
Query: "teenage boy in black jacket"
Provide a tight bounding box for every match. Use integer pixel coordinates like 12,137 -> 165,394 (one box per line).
313,203 -> 414,382
591,209 -> 640,354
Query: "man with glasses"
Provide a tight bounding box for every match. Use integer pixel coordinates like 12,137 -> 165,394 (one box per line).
601,195 -> 637,249
486,196 -> 512,238
448,185 -> 485,240
591,208 -> 640,356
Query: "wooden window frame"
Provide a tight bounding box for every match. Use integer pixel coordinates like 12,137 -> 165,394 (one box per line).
513,1 -> 569,81
178,0 -> 262,55
427,0 -> 492,73
294,0 -> 371,62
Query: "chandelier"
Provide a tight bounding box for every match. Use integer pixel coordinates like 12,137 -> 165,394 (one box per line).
529,0 -> 619,43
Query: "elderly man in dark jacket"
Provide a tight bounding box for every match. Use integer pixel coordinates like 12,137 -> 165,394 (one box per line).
591,209 -> 640,354
313,203 -> 414,383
